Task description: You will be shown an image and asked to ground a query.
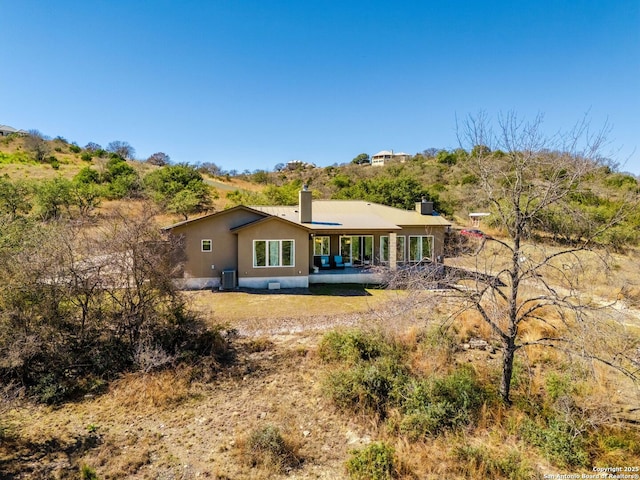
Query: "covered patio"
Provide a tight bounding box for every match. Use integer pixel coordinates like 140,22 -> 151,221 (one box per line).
308,265 -> 385,285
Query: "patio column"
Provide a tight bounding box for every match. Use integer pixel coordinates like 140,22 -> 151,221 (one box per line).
389,232 -> 397,270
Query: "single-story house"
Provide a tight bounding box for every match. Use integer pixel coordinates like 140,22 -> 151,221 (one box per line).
163,188 -> 451,289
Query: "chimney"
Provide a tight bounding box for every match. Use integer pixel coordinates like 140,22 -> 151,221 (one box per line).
299,185 -> 312,223
416,197 -> 433,215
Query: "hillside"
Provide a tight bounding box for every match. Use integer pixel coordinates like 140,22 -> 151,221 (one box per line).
2,132 -> 639,238
1,129 -> 640,479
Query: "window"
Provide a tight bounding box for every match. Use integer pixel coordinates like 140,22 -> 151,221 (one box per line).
340,235 -> 373,265
201,239 -> 212,252
314,236 -> 330,256
253,240 -> 295,267
396,235 -> 406,262
408,235 -> 433,262
380,236 -> 389,263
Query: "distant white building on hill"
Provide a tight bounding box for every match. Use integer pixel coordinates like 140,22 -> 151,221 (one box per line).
0,124 -> 27,136
371,150 -> 411,166
286,160 -> 316,170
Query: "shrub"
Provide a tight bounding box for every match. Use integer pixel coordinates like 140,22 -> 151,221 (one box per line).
520,417 -> 589,468
461,174 -> 479,185
246,425 -> 300,472
545,372 -> 573,402
346,442 -> 397,480
398,365 -> 488,438
324,356 -> 407,417
69,144 -> 82,154
33,372 -> 70,405
319,330 -> 398,364
80,464 -> 99,479
596,429 -> 640,464
454,444 -> 534,479
47,155 -> 60,169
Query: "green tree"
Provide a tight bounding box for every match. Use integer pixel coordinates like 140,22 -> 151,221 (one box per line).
71,182 -> 102,217
0,177 -> 32,219
333,176 -> 445,212
352,153 -> 370,165
143,164 -> 215,218
35,177 -> 73,220
263,180 -> 303,205
102,157 -> 141,199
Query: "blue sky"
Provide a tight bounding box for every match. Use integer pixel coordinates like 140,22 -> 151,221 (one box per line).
2,1 -> 639,174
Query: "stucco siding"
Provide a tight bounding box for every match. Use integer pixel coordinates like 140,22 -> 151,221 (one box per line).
236,220 -> 310,280
169,209 -> 264,282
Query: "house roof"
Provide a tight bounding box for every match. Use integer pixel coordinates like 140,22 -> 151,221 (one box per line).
163,200 -> 451,233
372,151 -> 410,158
161,205 -> 268,231
251,205 -> 401,231
372,150 -> 393,157
0,125 -> 22,133
251,200 -> 451,231
229,213 -> 312,233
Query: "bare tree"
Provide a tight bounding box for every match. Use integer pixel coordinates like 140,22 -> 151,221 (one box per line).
387,112 -> 639,404
146,151 -> 171,166
455,112 -> 640,403
24,129 -> 50,163
106,140 -> 135,160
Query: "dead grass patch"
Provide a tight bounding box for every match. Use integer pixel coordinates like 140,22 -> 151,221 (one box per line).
107,369 -> 192,409
454,309 -> 493,342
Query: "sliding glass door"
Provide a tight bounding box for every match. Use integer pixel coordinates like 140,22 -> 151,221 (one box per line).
340,236 -> 373,266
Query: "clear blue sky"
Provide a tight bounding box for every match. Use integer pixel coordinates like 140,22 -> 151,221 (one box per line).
2,1 -> 639,174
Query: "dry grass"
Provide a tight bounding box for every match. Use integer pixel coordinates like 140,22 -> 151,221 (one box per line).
107,369 -> 192,409
2,278 -> 640,478
185,286 -> 394,334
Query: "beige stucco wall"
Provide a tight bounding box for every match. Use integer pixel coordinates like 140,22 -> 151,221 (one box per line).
168,209 -> 265,284
236,219 -> 310,280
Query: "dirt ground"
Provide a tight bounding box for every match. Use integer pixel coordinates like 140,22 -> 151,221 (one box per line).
2,283 -> 640,479
1,306 -> 383,479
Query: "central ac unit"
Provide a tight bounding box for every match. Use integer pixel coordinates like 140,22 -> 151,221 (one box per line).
221,269 -> 236,290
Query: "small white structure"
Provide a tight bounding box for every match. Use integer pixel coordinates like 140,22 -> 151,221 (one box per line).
469,212 -> 490,228
286,160 -> 316,170
371,150 -> 411,166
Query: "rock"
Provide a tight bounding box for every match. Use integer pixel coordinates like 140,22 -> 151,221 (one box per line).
468,338 -> 490,350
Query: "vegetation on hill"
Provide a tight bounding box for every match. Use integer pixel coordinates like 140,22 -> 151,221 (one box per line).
221,137 -> 639,249
0,133 -> 218,221
0,211 -> 234,404
0,121 -> 639,477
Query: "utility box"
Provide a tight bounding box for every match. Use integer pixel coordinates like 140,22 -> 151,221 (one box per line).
221,269 -> 236,290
